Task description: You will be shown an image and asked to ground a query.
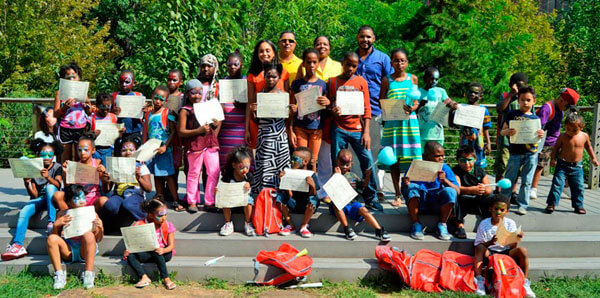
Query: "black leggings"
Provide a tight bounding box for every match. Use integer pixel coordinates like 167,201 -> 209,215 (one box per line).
127,251 -> 172,279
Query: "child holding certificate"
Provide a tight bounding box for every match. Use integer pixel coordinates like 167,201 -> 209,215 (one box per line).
499,86 -> 544,215
111,70 -> 144,136
123,198 -> 176,290
473,194 -> 534,297
2,139 -> 63,261
218,146 -> 255,236
459,83 -> 492,168
91,92 -> 122,166
416,67 -> 448,148
545,112 -> 599,214
289,48 -> 330,171
328,149 -> 391,241
48,185 -> 104,290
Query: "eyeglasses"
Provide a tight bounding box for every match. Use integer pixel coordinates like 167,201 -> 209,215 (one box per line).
40,151 -> 54,159
279,39 -> 296,44
153,94 -> 166,102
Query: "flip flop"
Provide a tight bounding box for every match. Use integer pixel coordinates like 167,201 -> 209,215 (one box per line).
173,202 -> 186,212
135,280 -> 150,288
391,197 -> 403,207
164,281 -> 177,290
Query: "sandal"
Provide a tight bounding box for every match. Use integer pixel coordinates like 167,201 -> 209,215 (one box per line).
575,207 -> 586,215
173,202 -> 186,212
544,205 -> 555,214
135,279 -> 151,288
164,281 -> 176,290
377,192 -> 386,202
391,196 -> 403,207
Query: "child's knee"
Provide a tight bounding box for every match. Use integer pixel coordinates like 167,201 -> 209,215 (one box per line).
516,247 -> 528,258
47,234 -> 61,246
82,231 -> 96,243
474,244 -> 488,256
358,206 -> 369,215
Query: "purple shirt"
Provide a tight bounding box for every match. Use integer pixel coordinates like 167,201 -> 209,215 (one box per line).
536,102 -> 563,147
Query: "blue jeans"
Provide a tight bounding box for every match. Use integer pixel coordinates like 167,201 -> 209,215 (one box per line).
331,127 -> 377,203
276,191 -> 319,214
92,147 -> 114,167
546,159 -> 585,208
501,152 -> 538,209
103,188 -> 147,221
401,183 -> 457,212
13,184 -> 58,245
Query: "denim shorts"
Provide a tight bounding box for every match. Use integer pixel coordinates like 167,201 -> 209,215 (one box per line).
276,191 -> 319,214
66,238 -> 99,263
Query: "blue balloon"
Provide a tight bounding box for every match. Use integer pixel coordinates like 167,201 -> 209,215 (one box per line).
378,146 -> 397,166
427,88 -> 438,101
496,178 -> 512,189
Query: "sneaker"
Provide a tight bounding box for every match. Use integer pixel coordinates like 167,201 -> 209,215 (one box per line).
410,222 -> 424,240
53,270 -> 67,290
344,227 -> 357,240
1,243 -> 27,261
510,192 -> 518,205
365,200 -> 384,212
437,223 -> 451,241
279,225 -> 295,236
475,275 -> 486,295
376,228 -> 391,242
46,222 -> 54,235
187,204 -> 198,213
524,278 -> 536,297
300,225 -> 312,238
516,206 -> 528,215
244,222 -> 256,237
454,227 -> 467,239
530,188 -> 537,200
219,221 -> 234,236
81,270 -> 95,289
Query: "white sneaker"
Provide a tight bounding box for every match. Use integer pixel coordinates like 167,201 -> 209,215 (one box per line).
561,187 -> 571,199
529,188 -> 537,200
219,221 -> 234,236
244,222 -> 256,237
81,270 -> 95,289
53,270 -> 67,289
524,278 -> 536,297
516,207 -> 528,215
475,275 -> 486,295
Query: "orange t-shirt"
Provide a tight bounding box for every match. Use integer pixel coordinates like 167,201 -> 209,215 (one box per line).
328,75 -> 372,132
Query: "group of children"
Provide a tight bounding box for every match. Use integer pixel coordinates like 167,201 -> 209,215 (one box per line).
1,30 -> 595,295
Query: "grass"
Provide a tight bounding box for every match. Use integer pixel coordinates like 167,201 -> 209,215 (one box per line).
0,270 -> 599,297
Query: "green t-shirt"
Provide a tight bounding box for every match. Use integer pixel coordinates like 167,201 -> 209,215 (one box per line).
418,87 -> 448,141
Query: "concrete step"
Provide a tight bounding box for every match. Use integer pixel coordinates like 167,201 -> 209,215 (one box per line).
1,255 -> 598,282
4,228 -> 600,259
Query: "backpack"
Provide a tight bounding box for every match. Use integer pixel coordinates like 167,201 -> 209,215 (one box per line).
375,246 -> 412,285
142,108 -> 169,142
252,188 -> 282,236
251,243 -> 313,286
439,251 -> 477,293
488,254 -> 526,298
410,249 -> 443,293
133,219 -> 169,248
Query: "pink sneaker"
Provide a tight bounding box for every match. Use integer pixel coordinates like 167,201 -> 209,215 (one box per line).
300,225 -> 312,238
1,243 -> 27,261
279,225 -> 295,236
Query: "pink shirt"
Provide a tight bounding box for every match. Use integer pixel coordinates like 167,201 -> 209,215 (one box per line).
60,101 -> 89,129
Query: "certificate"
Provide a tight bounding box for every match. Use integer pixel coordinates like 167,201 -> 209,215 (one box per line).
63,206 -> 96,239
295,86 -> 323,117
121,223 -> 159,254
380,99 -> 409,121
406,159 -> 443,182
495,221 -> 522,246
133,138 -> 162,162
454,104 -> 486,129
66,161 -> 99,185
219,79 -> 248,103
106,157 -> 137,184
257,93 -> 289,118
8,158 -> 44,179
215,182 -> 249,208
336,91 -> 364,115
429,101 -> 450,127
509,119 -> 542,144
116,95 -> 145,118
164,95 -> 183,114
322,173 -> 358,210
58,79 -> 89,102
193,99 -> 225,126
94,123 -> 123,147
279,168 -> 314,192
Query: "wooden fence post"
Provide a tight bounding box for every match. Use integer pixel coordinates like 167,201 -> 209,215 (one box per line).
588,103 -> 600,189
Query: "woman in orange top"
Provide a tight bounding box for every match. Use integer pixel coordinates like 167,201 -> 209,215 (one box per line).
246,40 -> 289,148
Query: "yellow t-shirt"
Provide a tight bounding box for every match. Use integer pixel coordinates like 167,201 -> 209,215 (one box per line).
280,54 -> 303,82
298,57 -> 342,83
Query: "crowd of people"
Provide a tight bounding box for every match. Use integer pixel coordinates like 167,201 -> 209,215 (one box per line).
1,26 -> 595,295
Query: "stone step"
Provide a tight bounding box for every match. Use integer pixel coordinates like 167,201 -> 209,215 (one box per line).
4,228 -> 600,259
1,255 -> 599,282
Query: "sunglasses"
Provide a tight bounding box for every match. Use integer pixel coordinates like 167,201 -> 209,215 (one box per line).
153,94 -> 166,102
40,151 -> 54,159
279,39 -> 296,44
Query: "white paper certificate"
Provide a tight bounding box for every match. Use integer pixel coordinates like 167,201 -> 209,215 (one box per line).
219,79 -> 248,103
257,93 -> 289,118
454,104 -> 486,129
336,91 -> 364,115
164,95 -> 183,114
8,158 -> 44,179
133,138 -> 162,162
406,159 -> 443,182
193,99 -> 225,126
63,206 -> 96,239
121,223 -> 159,253
323,173 -> 358,210
94,123 -> 123,147
509,119 -> 542,144
106,157 -> 137,184
380,99 -> 409,121
66,161 -> 99,185
215,182 -> 249,208
58,79 -> 89,102
279,169 -> 314,192
116,95 -> 145,118
495,221 -> 522,246
429,101 -> 450,127
295,86 -> 323,117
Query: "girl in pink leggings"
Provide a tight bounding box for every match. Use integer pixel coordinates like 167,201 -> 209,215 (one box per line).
178,79 -> 221,213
